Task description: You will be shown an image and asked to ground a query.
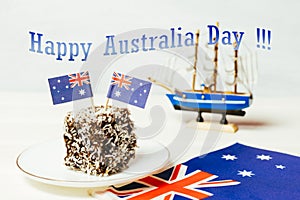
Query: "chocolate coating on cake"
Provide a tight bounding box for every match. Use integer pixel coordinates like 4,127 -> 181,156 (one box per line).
63,106 -> 137,176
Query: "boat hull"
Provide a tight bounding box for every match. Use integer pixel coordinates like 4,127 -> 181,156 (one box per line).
166,92 -> 251,114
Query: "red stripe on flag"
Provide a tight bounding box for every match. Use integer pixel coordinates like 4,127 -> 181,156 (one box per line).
170,164 -> 182,181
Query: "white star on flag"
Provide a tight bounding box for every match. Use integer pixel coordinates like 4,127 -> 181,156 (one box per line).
114,90 -> 121,97
237,170 -> 255,177
78,89 -> 86,96
256,154 -> 272,160
222,154 -> 237,161
275,165 -> 286,169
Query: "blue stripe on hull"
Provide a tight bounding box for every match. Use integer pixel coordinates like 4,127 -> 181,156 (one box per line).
166,92 -> 251,111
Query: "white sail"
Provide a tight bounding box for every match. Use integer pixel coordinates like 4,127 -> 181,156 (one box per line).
150,30 -> 257,94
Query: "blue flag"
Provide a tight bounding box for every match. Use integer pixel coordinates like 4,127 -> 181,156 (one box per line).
48,71 -> 93,105
107,72 -> 152,108
97,143 -> 300,199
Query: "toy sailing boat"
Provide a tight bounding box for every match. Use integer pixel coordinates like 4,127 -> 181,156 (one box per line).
149,23 -> 256,132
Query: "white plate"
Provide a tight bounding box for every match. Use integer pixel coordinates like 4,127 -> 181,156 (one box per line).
16,139 -> 169,187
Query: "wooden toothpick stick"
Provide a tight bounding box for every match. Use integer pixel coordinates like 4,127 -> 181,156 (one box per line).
105,98 -> 110,110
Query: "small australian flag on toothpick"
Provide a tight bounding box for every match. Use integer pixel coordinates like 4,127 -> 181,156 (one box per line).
48,71 -> 93,105
107,72 -> 152,108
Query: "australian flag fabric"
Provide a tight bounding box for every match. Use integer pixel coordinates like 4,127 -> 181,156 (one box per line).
107,72 -> 152,108
48,71 -> 93,105
95,143 -> 300,200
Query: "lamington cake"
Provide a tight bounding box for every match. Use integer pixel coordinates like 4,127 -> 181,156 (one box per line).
63,105 -> 137,176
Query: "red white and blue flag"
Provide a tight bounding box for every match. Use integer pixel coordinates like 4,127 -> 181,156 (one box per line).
95,143 -> 300,199
107,72 -> 152,108
48,71 -> 93,105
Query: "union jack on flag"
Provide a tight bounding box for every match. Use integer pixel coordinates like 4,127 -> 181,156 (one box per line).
94,143 -> 300,199
97,164 -> 239,200
107,72 -> 152,108
111,72 -> 132,90
48,71 -> 93,105
68,71 -> 91,88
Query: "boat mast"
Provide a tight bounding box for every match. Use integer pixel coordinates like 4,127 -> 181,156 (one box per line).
192,30 -> 200,91
234,42 -> 238,93
212,22 -> 219,92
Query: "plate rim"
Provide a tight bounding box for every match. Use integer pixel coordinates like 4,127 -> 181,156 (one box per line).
16,138 -> 170,187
